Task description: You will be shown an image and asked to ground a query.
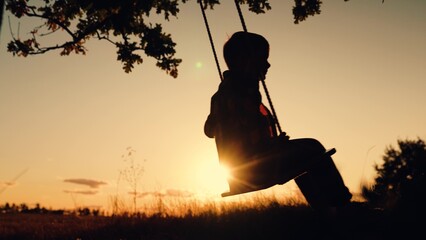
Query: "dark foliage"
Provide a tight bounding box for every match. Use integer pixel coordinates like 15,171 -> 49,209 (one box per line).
362,138 -> 426,214
0,202 -> 100,216
3,0 -> 353,77
0,0 -> 4,31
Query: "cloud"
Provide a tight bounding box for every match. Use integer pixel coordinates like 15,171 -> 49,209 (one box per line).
63,178 -> 107,188
137,191 -> 165,198
138,189 -> 193,198
165,189 -> 193,198
0,181 -> 15,187
64,190 -> 98,195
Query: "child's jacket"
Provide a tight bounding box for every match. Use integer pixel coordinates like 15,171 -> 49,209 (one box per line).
204,70 -> 278,190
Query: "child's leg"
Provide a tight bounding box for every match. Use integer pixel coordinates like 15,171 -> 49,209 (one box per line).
280,138 -> 352,209
295,156 -> 352,209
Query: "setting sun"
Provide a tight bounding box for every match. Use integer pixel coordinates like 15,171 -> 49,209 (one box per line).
196,157 -> 230,195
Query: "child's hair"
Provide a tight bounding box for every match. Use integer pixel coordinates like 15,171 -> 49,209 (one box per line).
223,31 -> 269,70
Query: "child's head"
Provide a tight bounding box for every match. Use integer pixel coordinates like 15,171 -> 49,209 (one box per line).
223,31 -> 270,78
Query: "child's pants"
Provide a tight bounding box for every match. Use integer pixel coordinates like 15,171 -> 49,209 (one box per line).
276,138 -> 352,209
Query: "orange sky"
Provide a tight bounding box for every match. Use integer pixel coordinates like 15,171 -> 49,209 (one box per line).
1,0 -> 425,211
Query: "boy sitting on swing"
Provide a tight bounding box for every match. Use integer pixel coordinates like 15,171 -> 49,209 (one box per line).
204,31 -> 352,211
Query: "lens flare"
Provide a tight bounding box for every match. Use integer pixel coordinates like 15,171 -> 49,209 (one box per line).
196,159 -> 229,194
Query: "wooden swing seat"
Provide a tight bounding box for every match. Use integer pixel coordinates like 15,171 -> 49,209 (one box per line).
221,148 -> 337,197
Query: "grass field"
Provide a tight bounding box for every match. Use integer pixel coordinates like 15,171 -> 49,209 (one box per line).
0,197 -> 423,240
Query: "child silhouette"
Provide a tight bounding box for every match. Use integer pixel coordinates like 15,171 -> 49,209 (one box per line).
204,31 -> 352,211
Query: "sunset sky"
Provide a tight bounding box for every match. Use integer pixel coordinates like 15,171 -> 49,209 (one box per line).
1,0 -> 425,211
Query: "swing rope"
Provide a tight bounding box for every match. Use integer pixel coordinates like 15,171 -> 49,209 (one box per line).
199,1 -> 223,82
233,0 -> 248,32
260,74 -> 283,134
233,0 -> 283,135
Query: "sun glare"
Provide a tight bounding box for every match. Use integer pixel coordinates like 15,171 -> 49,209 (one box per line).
195,61 -> 203,69
196,158 -> 230,195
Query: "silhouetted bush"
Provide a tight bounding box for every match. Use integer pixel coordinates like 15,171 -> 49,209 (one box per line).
362,138 -> 426,213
